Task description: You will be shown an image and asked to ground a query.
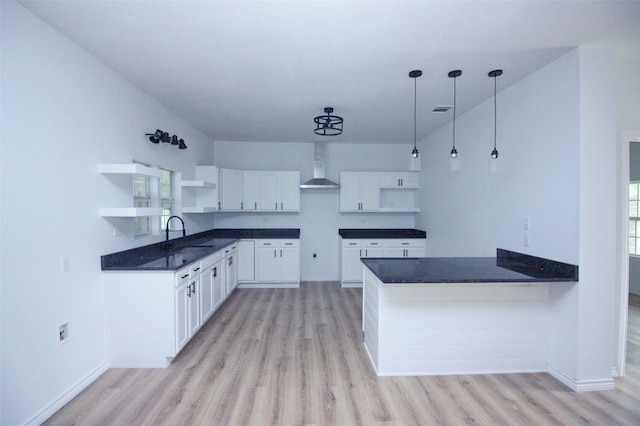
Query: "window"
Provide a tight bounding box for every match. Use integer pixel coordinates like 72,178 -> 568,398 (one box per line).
630,181 -> 640,255
133,162 -> 151,236
160,168 -> 174,231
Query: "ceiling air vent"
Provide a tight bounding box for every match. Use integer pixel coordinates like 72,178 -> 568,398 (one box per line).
432,105 -> 452,113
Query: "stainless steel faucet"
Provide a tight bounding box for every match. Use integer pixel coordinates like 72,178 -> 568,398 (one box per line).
165,215 -> 186,250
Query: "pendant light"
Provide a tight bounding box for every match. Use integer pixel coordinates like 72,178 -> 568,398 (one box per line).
448,70 -> 462,171
488,69 -> 502,172
409,70 -> 422,171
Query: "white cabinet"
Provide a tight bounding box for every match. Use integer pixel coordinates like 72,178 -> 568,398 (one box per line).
181,166 -> 219,213
340,172 -> 380,212
340,239 -> 385,286
174,264 -> 201,354
383,239 -> 427,257
103,241 -> 239,368
219,168 -> 243,210
219,168 -> 300,212
255,239 -> 300,287
340,238 -> 426,287
98,163 -> 163,217
212,258 -> 225,311
224,244 -> 238,294
379,172 -> 419,188
242,171 -> 260,211
199,250 -> 226,323
237,240 -> 256,283
340,171 -> 420,213
259,171 -> 300,211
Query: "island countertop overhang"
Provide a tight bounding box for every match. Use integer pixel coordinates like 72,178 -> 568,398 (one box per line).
361,249 -> 578,283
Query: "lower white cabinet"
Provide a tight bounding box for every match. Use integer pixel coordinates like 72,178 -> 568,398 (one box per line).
175,268 -> 200,354
104,242 -> 237,368
252,239 -> 300,287
340,238 -> 426,287
237,240 -> 255,282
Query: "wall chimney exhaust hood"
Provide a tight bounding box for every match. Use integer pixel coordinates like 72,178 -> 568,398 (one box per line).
300,142 -> 340,189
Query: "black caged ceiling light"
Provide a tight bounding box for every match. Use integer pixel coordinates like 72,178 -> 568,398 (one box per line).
314,107 -> 343,136
146,129 -> 187,150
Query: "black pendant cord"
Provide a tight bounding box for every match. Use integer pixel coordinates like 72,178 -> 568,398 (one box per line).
453,76 -> 457,151
413,75 -> 417,151
488,69 -> 502,159
493,74 -> 497,152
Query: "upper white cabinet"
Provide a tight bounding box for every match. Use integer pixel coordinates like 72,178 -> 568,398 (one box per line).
379,172 -> 419,188
219,168 -> 243,210
181,166 -> 219,213
259,171 -> 300,212
242,171 -> 261,211
219,168 -> 300,213
98,163 -> 163,217
340,171 -> 419,213
339,172 -> 380,212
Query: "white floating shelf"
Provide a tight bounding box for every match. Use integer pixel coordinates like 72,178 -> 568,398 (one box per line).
99,207 -> 163,217
182,206 -> 219,213
181,180 -> 217,188
98,163 -> 163,178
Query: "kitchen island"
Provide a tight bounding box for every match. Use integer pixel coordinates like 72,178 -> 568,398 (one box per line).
361,249 -> 578,380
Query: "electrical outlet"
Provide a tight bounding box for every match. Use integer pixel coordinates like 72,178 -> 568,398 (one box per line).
523,217 -> 531,230
524,232 -> 531,247
62,256 -> 71,272
59,323 -> 69,344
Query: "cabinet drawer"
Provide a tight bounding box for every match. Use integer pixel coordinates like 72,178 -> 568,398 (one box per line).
175,266 -> 191,287
342,239 -> 362,248
257,240 -> 278,249
384,239 -> 426,248
279,239 -> 299,248
363,240 -> 384,248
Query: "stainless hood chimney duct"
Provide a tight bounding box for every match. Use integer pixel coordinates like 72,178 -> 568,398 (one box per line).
300,142 -> 340,189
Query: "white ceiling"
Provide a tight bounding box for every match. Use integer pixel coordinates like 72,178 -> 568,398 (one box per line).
18,1 -> 640,145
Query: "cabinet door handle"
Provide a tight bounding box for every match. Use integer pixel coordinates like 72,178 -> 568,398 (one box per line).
181,273 -> 189,279
275,202 -> 278,210
193,267 -> 200,272
191,281 -> 196,294
213,267 -> 217,278
274,249 -> 277,257
255,202 -> 257,209
281,202 -> 283,210
402,242 -> 409,245
365,249 -> 368,257
241,202 -> 244,209
187,285 -> 192,297
280,249 -> 283,257
218,202 -> 221,210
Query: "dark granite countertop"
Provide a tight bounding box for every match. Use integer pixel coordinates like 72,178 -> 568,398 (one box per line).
101,228 -> 300,271
339,228 -> 426,239
361,249 -> 578,283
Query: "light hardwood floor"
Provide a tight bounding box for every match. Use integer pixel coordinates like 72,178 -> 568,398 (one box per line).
45,285 -> 640,425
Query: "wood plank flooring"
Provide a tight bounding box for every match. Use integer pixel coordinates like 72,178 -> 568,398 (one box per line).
44,284 -> 640,425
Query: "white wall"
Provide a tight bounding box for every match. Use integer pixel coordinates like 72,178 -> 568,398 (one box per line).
416,47 -> 619,389
415,54 -> 580,262
213,141 -> 417,280
0,3 -> 215,424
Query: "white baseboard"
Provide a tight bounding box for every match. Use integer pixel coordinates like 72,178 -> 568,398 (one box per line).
341,282 -> 363,288
547,364 -> 615,392
25,361 -> 109,426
